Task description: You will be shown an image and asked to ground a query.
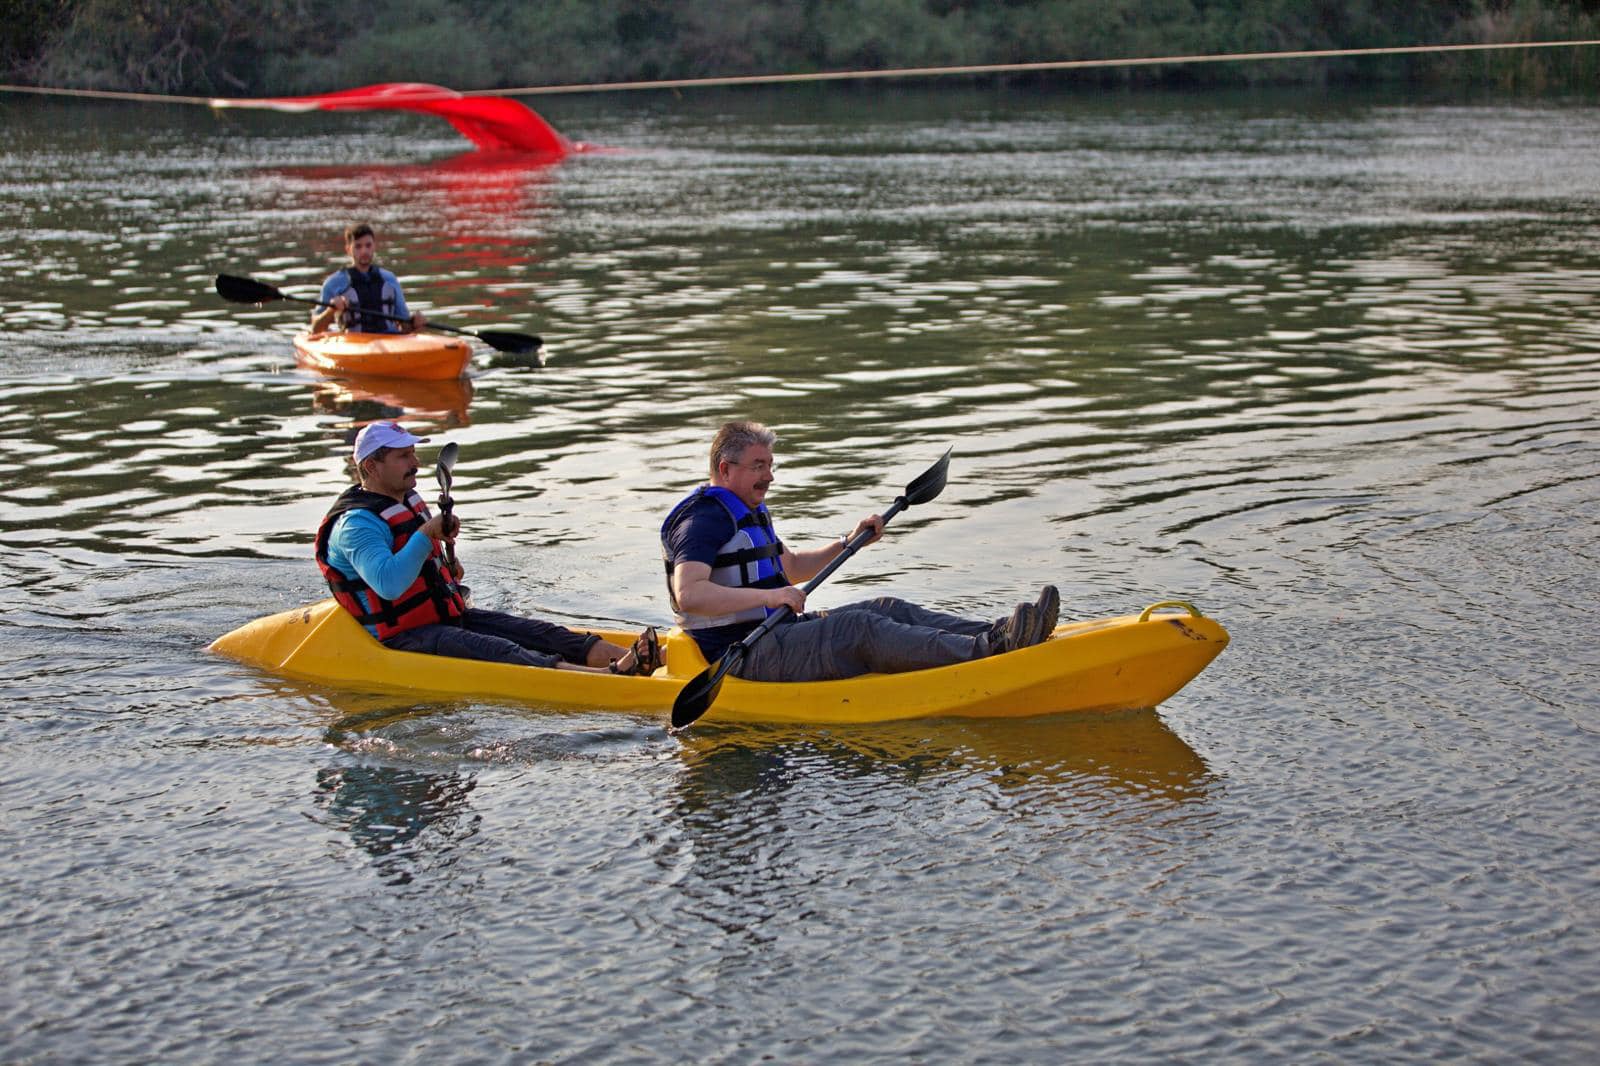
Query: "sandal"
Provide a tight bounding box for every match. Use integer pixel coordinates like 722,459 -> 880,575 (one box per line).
608,626 -> 663,676
630,626 -> 663,675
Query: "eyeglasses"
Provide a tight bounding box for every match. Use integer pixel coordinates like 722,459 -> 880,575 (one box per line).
726,459 -> 777,475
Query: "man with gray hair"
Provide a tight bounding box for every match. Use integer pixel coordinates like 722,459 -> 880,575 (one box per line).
660,420 -> 1058,682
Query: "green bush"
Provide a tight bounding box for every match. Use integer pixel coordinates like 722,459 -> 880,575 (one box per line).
7,0 -> 1598,94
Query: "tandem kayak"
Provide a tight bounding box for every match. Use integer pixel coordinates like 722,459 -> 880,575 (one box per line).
293,330 -> 474,380
209,598 -> 1229,725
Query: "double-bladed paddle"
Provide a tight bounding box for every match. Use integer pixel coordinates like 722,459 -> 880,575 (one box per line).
669,447 -> 953,731
434,441 -> 460,574
214,272 -> 543,359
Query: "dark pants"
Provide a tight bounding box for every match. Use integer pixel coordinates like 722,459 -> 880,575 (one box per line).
383,608 -> 599,669
732,596 -> 996,683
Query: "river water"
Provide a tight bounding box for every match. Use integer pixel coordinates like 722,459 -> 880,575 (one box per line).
2,84 -> 1598,1062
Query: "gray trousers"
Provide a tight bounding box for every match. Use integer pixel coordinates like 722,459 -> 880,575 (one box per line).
383,608 -> 599,669
733,596 -> 995,683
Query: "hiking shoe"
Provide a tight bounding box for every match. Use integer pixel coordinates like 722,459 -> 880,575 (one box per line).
990,601 -> 1039,656
1033,585 -> 1060,644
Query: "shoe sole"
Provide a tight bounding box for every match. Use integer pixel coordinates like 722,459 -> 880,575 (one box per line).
998,602 -> 1038,656
1031,586 -> 1060,646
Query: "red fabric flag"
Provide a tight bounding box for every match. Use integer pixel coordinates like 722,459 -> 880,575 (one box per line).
212,82 -> 572,157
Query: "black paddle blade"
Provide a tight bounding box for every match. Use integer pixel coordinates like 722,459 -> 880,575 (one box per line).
671,642 -> 749,730
670,668 -> 724,730
475,330 -> 544,357
434,441 -> 459,496
215,273 -> 285,305
903,447 -> 952,506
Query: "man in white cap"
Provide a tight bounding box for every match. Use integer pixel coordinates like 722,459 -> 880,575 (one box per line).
313,421 -> 663,674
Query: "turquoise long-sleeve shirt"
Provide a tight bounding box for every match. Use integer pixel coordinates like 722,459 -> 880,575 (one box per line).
323,508 -> 437,633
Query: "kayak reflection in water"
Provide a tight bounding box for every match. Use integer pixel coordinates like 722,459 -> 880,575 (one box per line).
308,221 -> 429,335
660,420 -> 1058,683
314,421 -> 664,676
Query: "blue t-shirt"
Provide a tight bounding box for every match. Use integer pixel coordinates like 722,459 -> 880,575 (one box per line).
324,508 -> 436,636
319,267 -> 410,333
662,493 -> 776,661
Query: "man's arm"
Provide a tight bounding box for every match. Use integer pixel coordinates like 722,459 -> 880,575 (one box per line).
330,509 -> 442,600
388,273 -> 426,333
780,514 -> 885,583
310,276 -> 348,332
672,560 -> 805,617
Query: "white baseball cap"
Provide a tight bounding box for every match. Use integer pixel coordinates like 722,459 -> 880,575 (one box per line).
353,421 -> 430,463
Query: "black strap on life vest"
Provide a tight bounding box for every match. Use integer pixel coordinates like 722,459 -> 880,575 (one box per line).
709,508 -> 787,583
344,267 -> 389,332
711,541 -> 785,570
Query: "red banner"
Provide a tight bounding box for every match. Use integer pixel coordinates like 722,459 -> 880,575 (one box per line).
213,82 -> 572,157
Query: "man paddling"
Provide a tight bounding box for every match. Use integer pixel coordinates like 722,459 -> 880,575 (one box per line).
316,421 -> 662,675
309,222 -> 428,335
660,420 -> 1058,682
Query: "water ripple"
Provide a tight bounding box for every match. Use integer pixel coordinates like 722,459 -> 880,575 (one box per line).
3,87 -> 1599,1064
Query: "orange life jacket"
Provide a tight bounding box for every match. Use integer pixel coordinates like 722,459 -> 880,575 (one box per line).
314,486 -> 465,638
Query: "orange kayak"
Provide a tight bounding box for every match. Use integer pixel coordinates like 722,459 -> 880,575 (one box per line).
293,331 -> 473,380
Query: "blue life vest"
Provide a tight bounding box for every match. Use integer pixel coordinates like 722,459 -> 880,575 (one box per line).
661,485 -> 788,631
342,267 -> 400,332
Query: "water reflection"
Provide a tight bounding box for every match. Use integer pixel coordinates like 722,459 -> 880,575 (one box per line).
308,372 -> 474,429
663,713 -> 1213,939
320,693 -> 460,741
672,712 -> 1210,808
265,150 -> 561,302
313,763 -> 480,886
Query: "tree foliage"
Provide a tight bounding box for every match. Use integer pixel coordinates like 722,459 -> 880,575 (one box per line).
5,0 -> 1597,94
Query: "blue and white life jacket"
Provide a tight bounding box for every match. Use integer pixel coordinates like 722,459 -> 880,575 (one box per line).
661,485 -> 788,631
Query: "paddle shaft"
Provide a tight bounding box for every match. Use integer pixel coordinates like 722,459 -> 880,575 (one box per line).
749,495 -> 910,638
215,273 -> 541,355
721,497 -> 904,661
291,289 -> 444,335
434,444 -> 460,574
436,493 -> 460,572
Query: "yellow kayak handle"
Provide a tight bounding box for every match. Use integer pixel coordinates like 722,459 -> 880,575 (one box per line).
1139,600 -> 1204,622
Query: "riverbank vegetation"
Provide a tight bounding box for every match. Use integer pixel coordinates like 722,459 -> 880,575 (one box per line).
5,0 -> 1597,96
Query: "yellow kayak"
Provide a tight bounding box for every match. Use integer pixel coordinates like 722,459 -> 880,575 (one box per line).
293,330 -> 473,380
209,598 -> 1229,725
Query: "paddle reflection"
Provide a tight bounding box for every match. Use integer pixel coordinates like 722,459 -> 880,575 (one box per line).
312,763 -> 480,886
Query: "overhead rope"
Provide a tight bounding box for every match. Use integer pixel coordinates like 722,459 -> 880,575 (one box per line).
471,39 -> 1600,97
1,39 -> 1596,105
0,84 -> 212,103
